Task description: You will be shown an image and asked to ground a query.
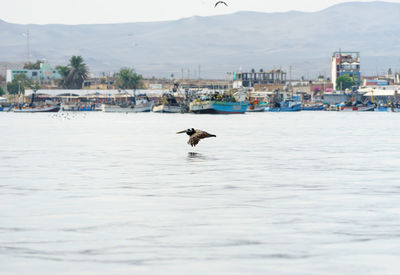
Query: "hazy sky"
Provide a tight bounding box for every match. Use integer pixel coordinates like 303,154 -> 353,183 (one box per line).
0,0 -> 397,25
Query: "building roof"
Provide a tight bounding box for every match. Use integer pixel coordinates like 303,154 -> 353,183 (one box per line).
363,89 -> 398,96
24,89 -> 169,97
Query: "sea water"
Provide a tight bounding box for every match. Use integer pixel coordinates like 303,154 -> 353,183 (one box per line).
1,112 -> 400,274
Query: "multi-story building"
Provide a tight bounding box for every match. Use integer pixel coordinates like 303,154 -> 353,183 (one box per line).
233,69 -> 287,88
331,51 -> 360,90
6,62 -> 61,84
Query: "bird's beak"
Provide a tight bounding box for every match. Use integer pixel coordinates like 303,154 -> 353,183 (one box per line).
176,130 -> 187,134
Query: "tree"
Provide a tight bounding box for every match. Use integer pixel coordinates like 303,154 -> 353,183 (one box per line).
115,68 -> 143,90
56,56 -> 88,89
6,74 -> 32,95
23,60 -> 43,70
0,87 -> 5,96
56,65 -> 70,88
336,75 -> 356,90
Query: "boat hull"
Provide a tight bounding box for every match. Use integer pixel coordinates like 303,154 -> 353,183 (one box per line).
340,106 -> 375,112
389,108 -> 400,112
265,105 -> 302,112
102,105 -> 151,113
374,106 -> 390,112
302,105 -> 325,111
14,105 -> 60,113
266,100 -> 302,112
247,106 -> 266,112
190,101 -> 248,114
153,105 -> 182,113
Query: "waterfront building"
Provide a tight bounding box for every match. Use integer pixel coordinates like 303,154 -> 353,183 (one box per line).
6,62 -> 61,84
331,51 -> 361,90
233,69 -> 287,88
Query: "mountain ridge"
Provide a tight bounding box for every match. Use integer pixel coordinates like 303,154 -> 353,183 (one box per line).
1,1 -> 399,78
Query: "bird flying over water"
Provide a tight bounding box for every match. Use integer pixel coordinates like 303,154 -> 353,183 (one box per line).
215,1 -> 228,7
177,128 -> 216,147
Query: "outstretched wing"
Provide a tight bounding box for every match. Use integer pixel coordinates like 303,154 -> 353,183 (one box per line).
188,130 -> 216,147
215,1 -> 228,7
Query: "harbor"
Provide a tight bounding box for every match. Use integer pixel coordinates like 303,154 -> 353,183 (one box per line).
3,51 -> 400,114
3,1 -> 400,274
3,86 -> 400,113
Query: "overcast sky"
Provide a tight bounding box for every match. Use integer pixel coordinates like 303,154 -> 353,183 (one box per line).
0,0 -> 396,25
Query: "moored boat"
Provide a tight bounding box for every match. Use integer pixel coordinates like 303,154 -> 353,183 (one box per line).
302,104 -> 325,111
14,104 -> 60,113
102,104 -> 151,112
339,105 -> 375,112
190,100 -> 248,114
247,100 -> 267,112
389,103 -> 400,112
102,95 -> 153,113
153,93 -> 183,113
61,103 -> 101,111
265,99 -> 302,112
190,90 -> 248,114
374,105 -> 389,112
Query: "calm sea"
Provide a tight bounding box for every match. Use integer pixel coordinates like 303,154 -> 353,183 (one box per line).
1,112 -> 400,274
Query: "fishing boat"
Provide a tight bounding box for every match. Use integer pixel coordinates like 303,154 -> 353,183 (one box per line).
0,97 -> 6,111
265,99 -> 302,112
191,100 -> 248,114
302,104 -> 325,111
374,105 -> 389,112
13,92 -> 60,113
339,104 -> 375,112
14,104 -> 60,113
102,104 -> 151,112
388,103 -> 400,112
61,103 -> 101,111
190,91 -> 248,114
247,100 -> 267,112
102,94 -> 153,113
153,93 -> 183,113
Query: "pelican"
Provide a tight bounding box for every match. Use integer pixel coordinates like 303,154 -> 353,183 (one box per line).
177,128 -> 216,147
215,1 -> 228,7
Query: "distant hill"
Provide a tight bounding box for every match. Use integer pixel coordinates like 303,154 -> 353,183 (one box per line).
1,1 -> 400,79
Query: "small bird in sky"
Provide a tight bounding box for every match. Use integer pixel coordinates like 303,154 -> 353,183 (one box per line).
176,128 -> 216,147
215,1 -> 228,8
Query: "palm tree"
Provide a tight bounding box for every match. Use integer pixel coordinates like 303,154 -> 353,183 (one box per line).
116,68 -> 143,90
57,56 -> 88,89
56,65 -> 70,88
66,56 -> 88,89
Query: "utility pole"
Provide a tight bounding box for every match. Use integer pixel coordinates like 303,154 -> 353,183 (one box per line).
198,64 -> 201,80
4,64 -> 8,94
198,64 -> 201,90
26,28 -> 31,62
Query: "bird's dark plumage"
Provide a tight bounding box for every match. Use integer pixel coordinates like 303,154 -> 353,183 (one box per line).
215,1 -> 228,7
177,128 -> 216,147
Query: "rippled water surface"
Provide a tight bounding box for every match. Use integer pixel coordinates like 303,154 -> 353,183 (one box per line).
1,112 -> 400,274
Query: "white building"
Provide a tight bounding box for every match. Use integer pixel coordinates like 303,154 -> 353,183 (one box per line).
331,51 -> 361,90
